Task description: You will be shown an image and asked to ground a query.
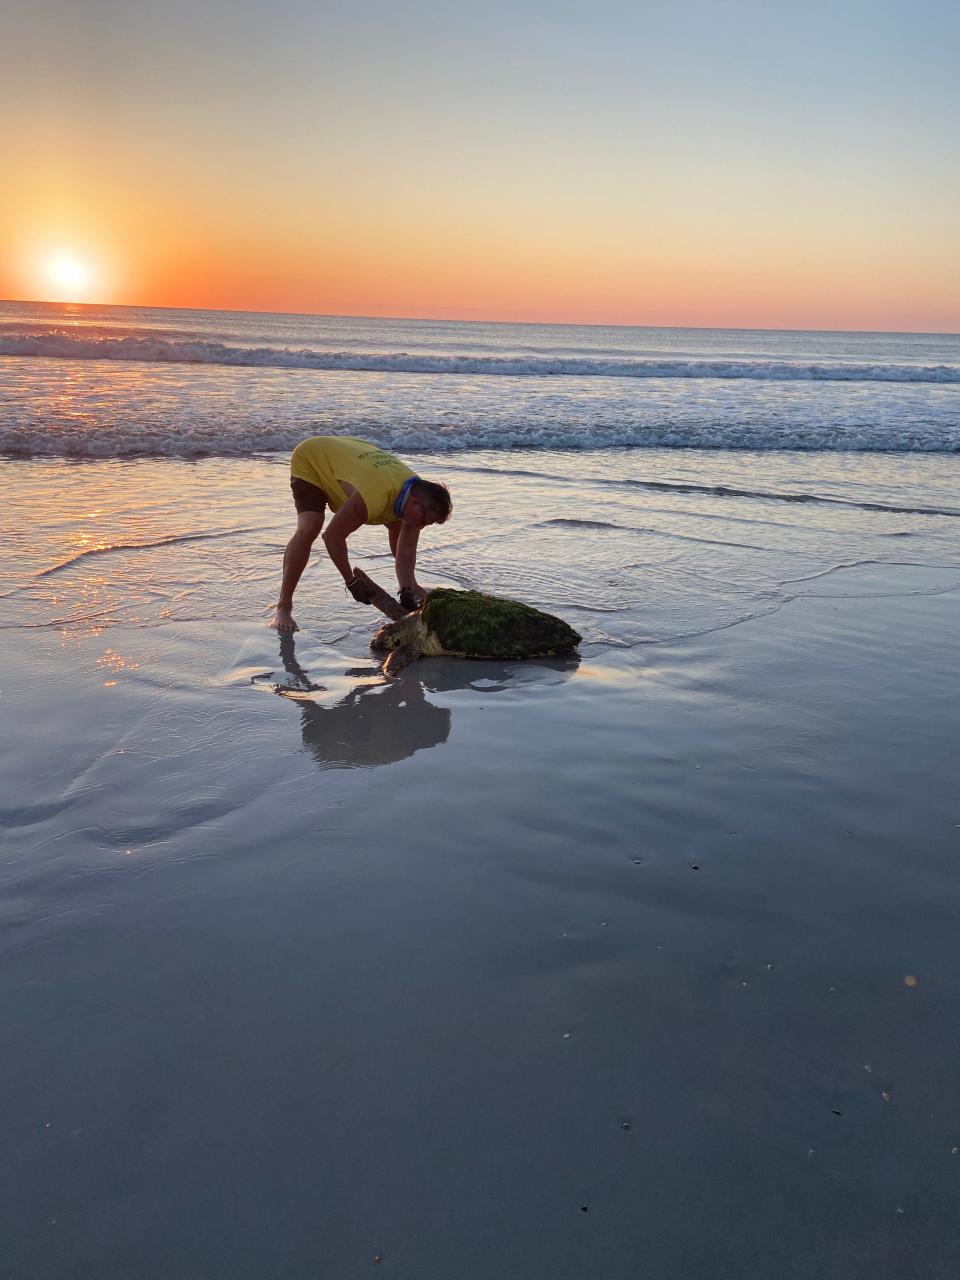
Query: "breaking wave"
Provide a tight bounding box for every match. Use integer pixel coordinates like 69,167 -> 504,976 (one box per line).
2,331 -> 959,384
4,416 -> 958,457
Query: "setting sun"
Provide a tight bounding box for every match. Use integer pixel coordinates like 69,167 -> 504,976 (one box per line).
43,252 -> 96,301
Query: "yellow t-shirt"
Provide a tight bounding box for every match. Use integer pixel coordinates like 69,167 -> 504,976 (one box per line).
290,436 -> 415,525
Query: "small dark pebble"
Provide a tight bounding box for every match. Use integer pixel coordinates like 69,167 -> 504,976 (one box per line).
832,1109 -> 843,1117
621,1122 -> 631,1131
632,858 -> 643,865
580,1204 -> 589,1213
691,864 -> 700,871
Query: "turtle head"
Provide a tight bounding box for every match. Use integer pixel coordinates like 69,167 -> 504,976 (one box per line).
370,612 -> 423,652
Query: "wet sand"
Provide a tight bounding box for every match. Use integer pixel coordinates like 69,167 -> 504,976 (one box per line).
1,454 -> 959,1278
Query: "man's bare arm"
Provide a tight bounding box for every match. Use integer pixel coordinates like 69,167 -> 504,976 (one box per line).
322,492 -> 367,583
387,520 -> 401,558
394,522 -> 423,593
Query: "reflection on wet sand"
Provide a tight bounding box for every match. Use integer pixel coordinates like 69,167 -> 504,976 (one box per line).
277,633 -> 451,769
267,635 -> 581,770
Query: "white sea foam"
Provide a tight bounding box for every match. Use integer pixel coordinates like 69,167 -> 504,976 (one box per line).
2,359 -> 958,456
3,406 -> 957,457
2,331 -> 958,384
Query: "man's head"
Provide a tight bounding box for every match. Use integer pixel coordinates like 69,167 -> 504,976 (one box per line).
403,478 -> 452,528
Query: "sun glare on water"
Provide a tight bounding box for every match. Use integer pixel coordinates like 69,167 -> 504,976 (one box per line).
43,252 -> 96,301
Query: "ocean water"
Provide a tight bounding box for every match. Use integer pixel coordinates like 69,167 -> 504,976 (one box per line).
3,303 -> 955,797
1,301 -> 959,457
2,301 -> 958,648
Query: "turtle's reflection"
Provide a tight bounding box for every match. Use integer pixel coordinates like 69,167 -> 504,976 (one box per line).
277,633 -> 451,769
272,634 -> 580,771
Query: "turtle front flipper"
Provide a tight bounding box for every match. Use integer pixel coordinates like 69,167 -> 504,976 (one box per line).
382,642 -> 421,678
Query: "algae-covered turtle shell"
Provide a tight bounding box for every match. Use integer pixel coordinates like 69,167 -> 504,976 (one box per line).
371,588 -> 581,672
420,588 -> 581,658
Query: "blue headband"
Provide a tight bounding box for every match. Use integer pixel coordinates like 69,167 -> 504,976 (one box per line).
394,476 -> 418,517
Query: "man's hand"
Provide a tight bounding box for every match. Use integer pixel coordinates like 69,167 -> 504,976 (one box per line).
398,586 -> 425,613
346,575 -> 378,605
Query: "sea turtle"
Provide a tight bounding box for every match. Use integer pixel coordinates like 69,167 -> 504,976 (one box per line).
348,569 -> 581,677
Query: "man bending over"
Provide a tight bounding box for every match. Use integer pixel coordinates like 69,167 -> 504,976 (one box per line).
274,435 -> 452,632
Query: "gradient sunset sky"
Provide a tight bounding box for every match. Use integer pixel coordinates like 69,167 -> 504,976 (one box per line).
3,0 -> 958,330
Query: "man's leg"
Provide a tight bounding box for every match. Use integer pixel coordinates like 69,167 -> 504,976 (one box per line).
274,511 -> 325,631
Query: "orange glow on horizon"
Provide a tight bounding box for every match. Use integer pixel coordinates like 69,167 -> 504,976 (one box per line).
2,182 -> 957,332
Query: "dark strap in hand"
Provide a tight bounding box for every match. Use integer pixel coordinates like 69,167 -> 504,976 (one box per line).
346,576 -> 377,605
398,587 -> 423,613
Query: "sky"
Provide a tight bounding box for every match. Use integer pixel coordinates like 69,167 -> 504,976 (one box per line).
1,0 -> 958,330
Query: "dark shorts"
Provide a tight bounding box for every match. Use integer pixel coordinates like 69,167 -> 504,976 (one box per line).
290,477 -> 328,515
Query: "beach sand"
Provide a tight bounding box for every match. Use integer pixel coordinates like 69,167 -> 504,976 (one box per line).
2,452 -> 959,1278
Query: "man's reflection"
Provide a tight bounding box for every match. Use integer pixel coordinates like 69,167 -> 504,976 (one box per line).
277,632 -> 451,769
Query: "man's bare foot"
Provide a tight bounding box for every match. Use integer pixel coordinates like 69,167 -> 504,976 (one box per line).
274,605 -> 298,632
